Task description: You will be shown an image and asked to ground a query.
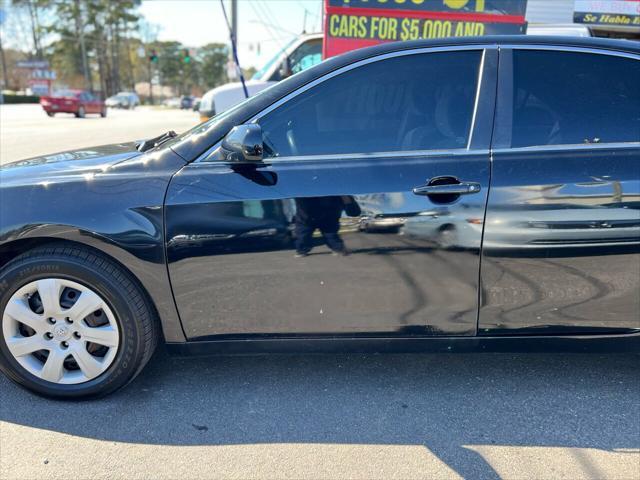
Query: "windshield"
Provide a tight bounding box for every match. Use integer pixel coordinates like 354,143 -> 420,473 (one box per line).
252,38 -> 297,81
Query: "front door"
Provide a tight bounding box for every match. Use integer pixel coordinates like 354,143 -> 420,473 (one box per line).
480,47 -> 640,335
166,48 -> 497,340
80,92 -> 99,114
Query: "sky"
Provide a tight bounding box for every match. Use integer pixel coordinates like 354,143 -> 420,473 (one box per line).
138,0 -> 324,68
1,0 -> 324,70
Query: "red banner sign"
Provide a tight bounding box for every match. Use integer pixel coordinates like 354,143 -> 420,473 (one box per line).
323,0 -> 528,58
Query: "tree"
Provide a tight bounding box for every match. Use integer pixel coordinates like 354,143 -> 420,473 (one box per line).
0,29 -> 9,89
74,0 -> 91,91
7,1 -> 230,100
10,0 -> 51,59
152,40 -> 183,94
45,0 -> 140,96
199,43 -> 228,90
84,0 -> 140,96
46,1 -> 89,90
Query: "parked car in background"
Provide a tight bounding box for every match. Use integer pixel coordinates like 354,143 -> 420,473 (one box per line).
191,97 -> 201,112
40,90 -> 106,118
198,33 -> 322,121
105,92 -> 140,109
180,95 -> 194,110
1,37 -> 639,399
163,97 -> 181,109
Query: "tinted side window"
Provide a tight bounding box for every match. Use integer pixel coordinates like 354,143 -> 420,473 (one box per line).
511,51 -> 640,148
259,51 -> 482,158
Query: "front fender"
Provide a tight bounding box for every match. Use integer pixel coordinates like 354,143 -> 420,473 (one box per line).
0,149 -> 188,342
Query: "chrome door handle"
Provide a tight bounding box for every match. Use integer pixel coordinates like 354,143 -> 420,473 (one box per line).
412,182 -> 481,196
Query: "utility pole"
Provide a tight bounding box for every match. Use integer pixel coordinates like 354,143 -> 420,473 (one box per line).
221,0 -> 248,98
228,0 -> 238,80
231,0 -> 238,49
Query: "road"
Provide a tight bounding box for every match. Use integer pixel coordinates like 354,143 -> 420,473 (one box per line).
1,103 -> 640,480
1,351 -> 639,479
0,104 -> 199,165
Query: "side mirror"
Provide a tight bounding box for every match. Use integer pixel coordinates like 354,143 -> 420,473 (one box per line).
221,124 -> 263,163
278,58 -> 292,79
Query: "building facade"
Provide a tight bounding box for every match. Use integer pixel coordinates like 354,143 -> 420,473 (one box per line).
526,0 -> 640,39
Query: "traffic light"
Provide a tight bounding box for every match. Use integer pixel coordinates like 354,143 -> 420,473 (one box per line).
183,49 -> 191,64
149,50 -> 158,63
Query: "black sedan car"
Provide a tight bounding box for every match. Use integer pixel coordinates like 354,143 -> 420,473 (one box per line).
1,37 -> 639,399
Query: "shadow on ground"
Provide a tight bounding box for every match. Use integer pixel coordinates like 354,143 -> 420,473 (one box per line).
1,350 -> 639,479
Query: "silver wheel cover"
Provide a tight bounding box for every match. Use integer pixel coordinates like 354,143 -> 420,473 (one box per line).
2,278 -> 120,385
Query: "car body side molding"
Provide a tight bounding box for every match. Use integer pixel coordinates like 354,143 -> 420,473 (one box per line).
166,332 -> 640,356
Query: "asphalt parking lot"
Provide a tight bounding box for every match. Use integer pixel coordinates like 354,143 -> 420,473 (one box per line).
1,350 -> 639,479
1,102 -> 639,480
0,104 -> 199,165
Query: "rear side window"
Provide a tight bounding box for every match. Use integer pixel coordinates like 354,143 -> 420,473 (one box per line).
510,50 -> 640,148
258,51 -> 482,158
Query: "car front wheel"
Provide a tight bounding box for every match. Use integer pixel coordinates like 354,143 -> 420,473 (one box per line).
0,245 -> 158,399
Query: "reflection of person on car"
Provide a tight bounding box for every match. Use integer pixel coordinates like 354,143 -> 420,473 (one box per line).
294,196 -> 361,257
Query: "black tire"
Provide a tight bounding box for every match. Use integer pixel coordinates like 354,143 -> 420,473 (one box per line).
76,106 -> 86,118
0,245 -> 158,399
46,111 -> 54,117
100,108 -> 107,118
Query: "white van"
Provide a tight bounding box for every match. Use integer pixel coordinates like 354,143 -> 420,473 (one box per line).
198,33 -> 322,121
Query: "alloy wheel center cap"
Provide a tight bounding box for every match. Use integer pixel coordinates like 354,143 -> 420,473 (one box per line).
52,324 -> 70,340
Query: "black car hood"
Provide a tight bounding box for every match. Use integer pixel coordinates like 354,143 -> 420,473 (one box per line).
0,140 -> 188,192
0,142 -> 142,177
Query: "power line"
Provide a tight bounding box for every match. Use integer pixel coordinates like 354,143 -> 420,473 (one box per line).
248,0 -> 289,51
250,19 -> 297,36
256,0 -> 286,36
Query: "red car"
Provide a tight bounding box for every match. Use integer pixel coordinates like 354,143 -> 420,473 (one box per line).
40,90 -> 106,118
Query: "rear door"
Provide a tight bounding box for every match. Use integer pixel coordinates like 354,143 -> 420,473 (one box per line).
480,46 -> 640,335
166,47 -> 498,340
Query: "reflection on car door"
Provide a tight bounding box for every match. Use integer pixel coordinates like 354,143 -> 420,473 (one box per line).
480,47 -> 640,335
165,48 -> 498,340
